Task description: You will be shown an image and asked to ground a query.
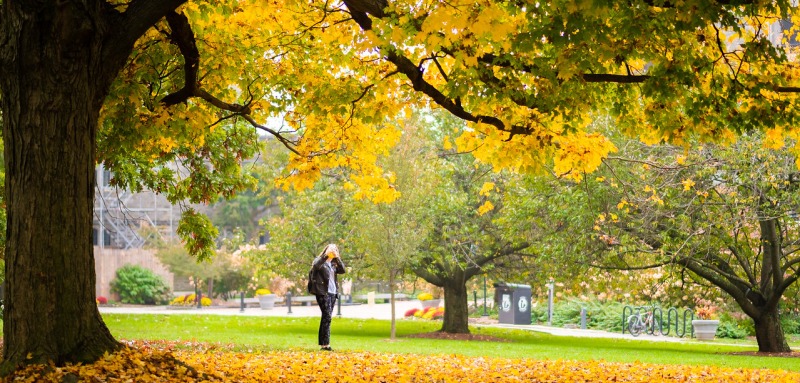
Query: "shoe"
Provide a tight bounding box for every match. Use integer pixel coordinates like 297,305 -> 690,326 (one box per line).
321,346 -> 333,351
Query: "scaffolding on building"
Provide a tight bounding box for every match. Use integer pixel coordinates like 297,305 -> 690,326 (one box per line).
93,164 -> 178,249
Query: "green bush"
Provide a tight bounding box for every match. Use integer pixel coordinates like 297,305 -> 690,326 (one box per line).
110,264 -> 171,305
469,304 -> 499,318
716,312 -> 754,338
780,313 -> 800,335
715,320 -> 748,339
531,297 -> 629,332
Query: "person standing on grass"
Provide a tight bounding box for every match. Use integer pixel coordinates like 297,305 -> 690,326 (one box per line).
309,243 -> 346,351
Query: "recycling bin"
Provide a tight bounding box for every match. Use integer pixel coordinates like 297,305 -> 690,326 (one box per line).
494,282 -> 532,325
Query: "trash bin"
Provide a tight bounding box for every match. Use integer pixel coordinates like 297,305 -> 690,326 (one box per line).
494,282 -> 531,325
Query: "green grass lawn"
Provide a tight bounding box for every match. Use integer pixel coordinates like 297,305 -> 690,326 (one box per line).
103,313 -> 800,372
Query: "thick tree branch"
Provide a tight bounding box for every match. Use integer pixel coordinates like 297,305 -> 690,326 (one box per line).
759,215 -> 783,295
782,256 -> 800,271
589,259 -> 671,270
240,115 -> 300,155
413,263 -> 444,286
694,252 -> 754,292
582,74 -> 648,83
469,242 -> 531,276
154,11 -> 300,154
105,0 -> 187,66
343,5 -> 534,138
342,0 -> 388,18
384,50 -> 532,136
679,256 -> 760,318
161,11 -> 199,106
477,53 -> 651,84
728,243 -> 757,286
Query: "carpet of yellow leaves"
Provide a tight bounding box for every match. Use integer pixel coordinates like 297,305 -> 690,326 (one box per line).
6,340 -> 800,382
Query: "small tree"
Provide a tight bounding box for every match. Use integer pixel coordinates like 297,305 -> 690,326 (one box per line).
155,242 -> 223,298
349,122 -> 437,339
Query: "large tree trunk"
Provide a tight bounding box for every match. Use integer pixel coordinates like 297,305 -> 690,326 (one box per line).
0,2 -> 125,373
754,307 -> 791,353
441,280 -> 470,334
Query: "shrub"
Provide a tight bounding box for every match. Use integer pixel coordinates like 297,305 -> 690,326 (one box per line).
96,296 -> 108,305
110,264 -> 171,305
183,294 -> 197,305
405,308 -> 419,317
715,320 -> 748,339
170,293 -> 211,306
531,297 -> 645,332
469,304 -> 498,318
170,295 -> 186,305
780,313 -> 800,335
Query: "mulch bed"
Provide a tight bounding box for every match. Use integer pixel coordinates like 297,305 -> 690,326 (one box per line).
404,331 -> 510,342
728,351 -> 800,358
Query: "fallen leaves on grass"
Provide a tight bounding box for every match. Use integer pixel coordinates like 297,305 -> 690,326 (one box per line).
4,343 -> 222,383
6,340 -> 800,382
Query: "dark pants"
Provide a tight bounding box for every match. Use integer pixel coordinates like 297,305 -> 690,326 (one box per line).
316,293 -> 337,346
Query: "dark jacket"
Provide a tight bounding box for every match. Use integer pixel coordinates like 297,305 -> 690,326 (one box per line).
309,255 -> 346,296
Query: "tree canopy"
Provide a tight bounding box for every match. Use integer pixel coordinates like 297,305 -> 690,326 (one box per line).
101,1 -> 800,232
2,0 -> 800,372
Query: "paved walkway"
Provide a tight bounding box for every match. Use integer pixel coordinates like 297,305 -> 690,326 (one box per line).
99,299 -> 687,343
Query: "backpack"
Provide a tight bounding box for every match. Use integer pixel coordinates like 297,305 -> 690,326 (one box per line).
307,268 -> 316,294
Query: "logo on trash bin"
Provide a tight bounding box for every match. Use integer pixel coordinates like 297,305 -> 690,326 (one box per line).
518,296 -> 529,313
501,294 -> 511,312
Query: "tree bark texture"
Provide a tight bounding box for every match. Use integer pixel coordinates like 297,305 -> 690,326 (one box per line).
441,280 -> 470,334
753,306 -> 791,352
0,1 -> 131,373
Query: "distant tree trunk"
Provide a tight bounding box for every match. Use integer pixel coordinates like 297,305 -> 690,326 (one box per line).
0,2 -> 130,373
389,270 -> 396,340
441,280 -> 469,334
754,307 -> 790,353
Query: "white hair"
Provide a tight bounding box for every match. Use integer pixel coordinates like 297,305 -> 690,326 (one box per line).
324,243 -> 339,257
313,243 -> 339,265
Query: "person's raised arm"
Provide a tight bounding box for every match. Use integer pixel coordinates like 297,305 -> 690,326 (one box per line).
334,257 -> 346,274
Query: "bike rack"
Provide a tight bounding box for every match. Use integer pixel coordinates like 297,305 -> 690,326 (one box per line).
622,305 -> 633,334
649,307 -> 663,335
683,308 -> 695,338
622,305 -> 694,337
663,307 -> 677,336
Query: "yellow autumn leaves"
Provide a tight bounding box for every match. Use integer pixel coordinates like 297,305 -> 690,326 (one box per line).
8,341 -> 800,383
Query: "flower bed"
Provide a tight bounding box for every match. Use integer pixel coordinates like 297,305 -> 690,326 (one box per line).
405,306 -> 444,320
170,293 -> 212,307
